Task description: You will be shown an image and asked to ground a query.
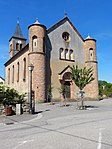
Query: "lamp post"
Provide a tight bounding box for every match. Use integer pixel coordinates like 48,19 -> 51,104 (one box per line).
28,64 -> 34,114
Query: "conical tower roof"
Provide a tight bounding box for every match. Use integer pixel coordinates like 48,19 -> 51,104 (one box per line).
13,20 -> 25,39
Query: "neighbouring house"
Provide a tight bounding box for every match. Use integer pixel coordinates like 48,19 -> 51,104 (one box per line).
0,76 -> 4,84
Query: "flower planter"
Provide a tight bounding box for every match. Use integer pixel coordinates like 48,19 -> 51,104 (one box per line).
5,106 -> 13,116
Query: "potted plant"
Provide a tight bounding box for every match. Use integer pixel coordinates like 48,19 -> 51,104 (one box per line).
3,87 -> 18,115
0,84 -> 25,115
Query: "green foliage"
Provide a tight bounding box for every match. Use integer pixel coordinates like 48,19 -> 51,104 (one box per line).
47,84 -> 53,95
98,80 -> 112,97
0,85 -> 5,103
58,84 -> 66,95
47,84 -> 53,102
70,65 -> 94,90
0,84 -> 25,106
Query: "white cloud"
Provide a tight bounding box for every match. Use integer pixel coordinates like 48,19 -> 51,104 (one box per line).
94,31 -> 112,40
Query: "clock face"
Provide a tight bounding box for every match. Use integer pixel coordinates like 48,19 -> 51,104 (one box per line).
18,40 -> 21,44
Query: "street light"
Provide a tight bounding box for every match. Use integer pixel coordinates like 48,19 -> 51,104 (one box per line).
28,64 -> 34,114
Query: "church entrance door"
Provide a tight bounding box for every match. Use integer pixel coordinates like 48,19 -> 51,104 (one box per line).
64,81 -> 70,98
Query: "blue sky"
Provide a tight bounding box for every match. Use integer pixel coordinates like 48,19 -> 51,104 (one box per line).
0,0 -> 112,82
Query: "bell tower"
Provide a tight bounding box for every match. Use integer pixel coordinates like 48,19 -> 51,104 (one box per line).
9,20 -> 26,58
28,19 -> 46,101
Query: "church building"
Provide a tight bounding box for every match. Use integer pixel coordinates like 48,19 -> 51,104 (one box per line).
4,17 -> 99,102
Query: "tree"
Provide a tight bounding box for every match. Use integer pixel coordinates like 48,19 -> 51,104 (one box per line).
98,80 -> 112,97
70,65 -> 94,108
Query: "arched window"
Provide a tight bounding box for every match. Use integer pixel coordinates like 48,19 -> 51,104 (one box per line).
16,43 -> 19,51
23,58 -> 26,81
69,49 -> 74,60
43,37 -> 45,53
65,49 -> 69,59
10,44 -> 12,52
8,68 -> 10,84
89,48 -> 94,61
20,44 -> 22,50
59,48 -> 64,59
12,65 -> 14,83
32,36 -> 37,50
17,62 -> 19,82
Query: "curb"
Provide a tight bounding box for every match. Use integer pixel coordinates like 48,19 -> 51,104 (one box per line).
0,113 -> 43,126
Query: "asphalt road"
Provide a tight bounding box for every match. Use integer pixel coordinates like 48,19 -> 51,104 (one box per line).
0,99 -> 112,149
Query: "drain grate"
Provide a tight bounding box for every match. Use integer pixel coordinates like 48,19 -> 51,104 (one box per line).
5,122 -> 14,125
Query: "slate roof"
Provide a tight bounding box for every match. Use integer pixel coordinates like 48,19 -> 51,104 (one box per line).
9,21 -> 26,41
14,22 -> 24,38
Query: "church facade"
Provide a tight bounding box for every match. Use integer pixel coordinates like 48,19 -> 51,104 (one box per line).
4,17 -> 99,102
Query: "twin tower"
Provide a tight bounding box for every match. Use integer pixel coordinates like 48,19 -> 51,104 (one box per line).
9,19 -> 47,101
28,20 -> 46,101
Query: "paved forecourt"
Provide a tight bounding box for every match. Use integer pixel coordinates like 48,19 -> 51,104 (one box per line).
0,99 -> 112,149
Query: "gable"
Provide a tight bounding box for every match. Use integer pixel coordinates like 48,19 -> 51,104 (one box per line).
58,65 -> 71,80
47,17 -> 84,41
47,17 -> 85,64
58,65 -> 70,75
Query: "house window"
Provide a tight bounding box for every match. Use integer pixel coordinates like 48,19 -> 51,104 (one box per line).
23,58 -> 26,81
65,49 -> 69,59
12,65 -> 14,83
8,68 -> 10,84
59,48 -> 64,59
32,36 -> 37,50
17,62 -> 19,82
69,49 -> 74,60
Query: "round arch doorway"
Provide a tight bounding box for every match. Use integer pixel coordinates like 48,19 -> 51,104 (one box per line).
64,81 -> 71,98
62,72 -> 71,99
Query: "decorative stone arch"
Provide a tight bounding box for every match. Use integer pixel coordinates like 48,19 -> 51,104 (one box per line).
62,72 -> 71,81
58,65 -> 74,99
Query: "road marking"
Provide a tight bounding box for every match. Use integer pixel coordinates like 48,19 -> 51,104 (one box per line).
13,139 -> 34,149
97,128 -> 104,149
97,132 -> 102,149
